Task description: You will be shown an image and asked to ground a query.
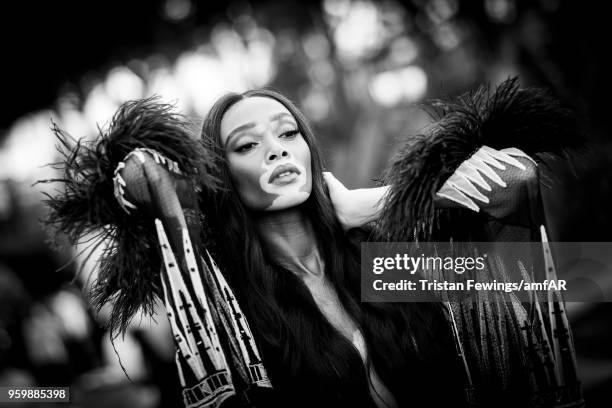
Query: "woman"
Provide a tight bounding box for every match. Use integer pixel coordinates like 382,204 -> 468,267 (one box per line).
197,89 -> 473,408
44,79 -> 583,407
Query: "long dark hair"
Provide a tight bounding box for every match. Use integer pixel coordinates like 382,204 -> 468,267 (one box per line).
200,89 -> 461,407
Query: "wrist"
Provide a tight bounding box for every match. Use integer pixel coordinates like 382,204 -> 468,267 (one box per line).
349,186 -> 390,228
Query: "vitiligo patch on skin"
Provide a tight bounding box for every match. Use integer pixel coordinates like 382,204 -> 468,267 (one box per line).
221,96 -> 313,211
258,159 -> 310,210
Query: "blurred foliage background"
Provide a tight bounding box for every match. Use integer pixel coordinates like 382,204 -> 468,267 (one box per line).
1,0 -> 611,406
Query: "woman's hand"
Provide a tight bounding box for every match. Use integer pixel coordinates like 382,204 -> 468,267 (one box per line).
323,172 -> 389,231
324,146 -> 536,230
113,148 -> 194,217
435,146 -> 537,212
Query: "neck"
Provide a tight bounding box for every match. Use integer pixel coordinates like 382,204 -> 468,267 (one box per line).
253,206 -> 324,278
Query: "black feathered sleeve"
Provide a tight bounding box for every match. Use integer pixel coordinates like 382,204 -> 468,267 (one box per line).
369,78 -> 585,407
374,77 -> 584,242
38,96 -> 218,336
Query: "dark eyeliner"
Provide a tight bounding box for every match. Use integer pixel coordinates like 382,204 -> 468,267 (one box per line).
235,142 -> 257,153
281,129 -> 299,138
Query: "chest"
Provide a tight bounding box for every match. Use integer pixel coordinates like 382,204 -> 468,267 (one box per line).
301,276 -> 397,408
302,276 -> 361,347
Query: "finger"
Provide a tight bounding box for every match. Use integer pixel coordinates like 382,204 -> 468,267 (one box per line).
448,176 -> 490,204
500,147 -> 538,166
323,171 -> 349,192
471,157 -> 507,187
456,161 -> 491,191
482,146 -> 527,171
473,148 -> 506,170
122,198 -> 138,210
114,161 -> 125,175
436,186 -> 480,212
113,172 -> 136,213
115,173 -> 126,187
127,149 -> 147,164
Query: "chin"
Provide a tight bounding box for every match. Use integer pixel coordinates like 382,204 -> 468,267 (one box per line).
265,191 -> 310,211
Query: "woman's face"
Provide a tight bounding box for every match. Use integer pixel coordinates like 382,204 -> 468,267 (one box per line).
220,96 -> 312,211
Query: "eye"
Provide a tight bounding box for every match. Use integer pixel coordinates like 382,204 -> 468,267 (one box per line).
235,142 -> 257,153
280,129 -> 299,139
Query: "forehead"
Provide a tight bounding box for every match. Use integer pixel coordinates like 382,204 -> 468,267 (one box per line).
220,96 -> 294,142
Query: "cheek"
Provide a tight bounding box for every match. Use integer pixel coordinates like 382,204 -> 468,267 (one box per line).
296,140 -> 312,189
227,156 -> 279,208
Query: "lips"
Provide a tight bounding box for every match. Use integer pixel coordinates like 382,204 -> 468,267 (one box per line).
268,163 -> 301,183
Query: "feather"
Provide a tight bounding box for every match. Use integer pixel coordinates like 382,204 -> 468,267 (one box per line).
37,96 -> 219,337
373,77 -> 585,404
374,77 -> 584,242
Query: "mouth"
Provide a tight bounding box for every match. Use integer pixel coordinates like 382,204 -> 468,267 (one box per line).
268,163 -> 301,185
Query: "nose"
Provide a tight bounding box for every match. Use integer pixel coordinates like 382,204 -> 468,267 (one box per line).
265,139 -> 290,164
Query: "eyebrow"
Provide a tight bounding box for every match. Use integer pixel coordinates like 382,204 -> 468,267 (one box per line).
225,112 -> 295,147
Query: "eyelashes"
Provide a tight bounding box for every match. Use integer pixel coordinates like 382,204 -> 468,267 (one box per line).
234,129 -> 300,153
235,142 -> 257,153
281,129 -> 299,138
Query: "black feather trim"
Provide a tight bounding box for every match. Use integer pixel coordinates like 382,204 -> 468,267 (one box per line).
38,96 -> 218,336
375,77 -> 584,242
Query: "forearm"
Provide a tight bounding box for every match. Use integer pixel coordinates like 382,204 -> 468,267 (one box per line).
353,184 -> 457,227
331,147 -> 538,231
354,154 -> 537,228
